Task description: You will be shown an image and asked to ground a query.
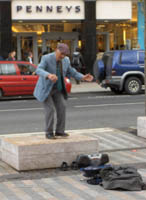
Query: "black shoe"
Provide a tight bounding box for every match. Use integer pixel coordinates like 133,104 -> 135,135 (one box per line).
71,161 -> 78,170
55,132 -> 69,137
76,80 -> 80,84
45,133 -> 56,139
60,162 -> 69,171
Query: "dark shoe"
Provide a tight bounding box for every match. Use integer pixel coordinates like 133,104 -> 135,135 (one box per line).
60,162 -> 69,171
55,132 -> 69,137
45,133 -> 56,139
76,80 -> 80,84
71,161 -> 78,170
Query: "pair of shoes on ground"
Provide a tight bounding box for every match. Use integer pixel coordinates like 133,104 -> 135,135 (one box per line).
60,161 -> 78,171
46,132 -> 69,139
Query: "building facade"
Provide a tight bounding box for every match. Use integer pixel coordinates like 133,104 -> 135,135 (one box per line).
0,0 -> 138,72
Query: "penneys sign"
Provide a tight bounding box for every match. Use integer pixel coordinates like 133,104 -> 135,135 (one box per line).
16,5 -> 81,13
12,0 -> 85,20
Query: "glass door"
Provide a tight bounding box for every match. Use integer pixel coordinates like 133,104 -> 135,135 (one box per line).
17,33 -> 38,64
96,32 -> 110,52
42,32 -> 79,58
42,39 -> 71,53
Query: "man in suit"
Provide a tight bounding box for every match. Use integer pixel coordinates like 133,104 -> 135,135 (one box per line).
34,43 -> 93,139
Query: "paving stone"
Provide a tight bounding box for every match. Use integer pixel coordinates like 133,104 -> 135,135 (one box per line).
0,128 -> 146,199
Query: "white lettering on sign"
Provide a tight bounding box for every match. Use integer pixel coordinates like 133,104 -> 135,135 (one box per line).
12,0 -> 84,20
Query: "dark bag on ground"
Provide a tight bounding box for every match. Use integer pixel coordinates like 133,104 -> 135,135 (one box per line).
87,175 -> 102,185
88,153 -> 109,166
83,164 -> 112,178
100,166 -> 145,191
76,153 -> 109,168
76,154 -> 90,168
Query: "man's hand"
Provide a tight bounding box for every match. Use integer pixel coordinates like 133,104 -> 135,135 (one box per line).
82,74 -> 93,82
48,74 -> 58,83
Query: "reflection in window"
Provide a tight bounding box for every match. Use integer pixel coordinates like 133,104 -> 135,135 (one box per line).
120,52 -> 137,65
17,64 -> 36,75
0,64 -> 16,75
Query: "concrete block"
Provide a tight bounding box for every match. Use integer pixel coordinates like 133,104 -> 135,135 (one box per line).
137,116 -> 146,138
1,135 -> 98,171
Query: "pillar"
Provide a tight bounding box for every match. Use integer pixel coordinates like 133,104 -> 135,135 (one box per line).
82,0 -> 96,74
0,0 -> 12,59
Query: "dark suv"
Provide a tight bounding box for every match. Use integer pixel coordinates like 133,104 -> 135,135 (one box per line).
93,50 -> 145,95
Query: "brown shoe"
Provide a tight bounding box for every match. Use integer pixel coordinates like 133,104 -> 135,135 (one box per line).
55,132 -> 69,137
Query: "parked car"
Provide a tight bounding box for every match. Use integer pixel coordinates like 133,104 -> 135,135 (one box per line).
93,50 -> 145,95
0,61 -> 71,98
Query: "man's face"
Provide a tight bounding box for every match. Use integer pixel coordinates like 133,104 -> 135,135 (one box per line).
55,49 -> 66,61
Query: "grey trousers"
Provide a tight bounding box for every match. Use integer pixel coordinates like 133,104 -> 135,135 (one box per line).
43,89 -> 66,134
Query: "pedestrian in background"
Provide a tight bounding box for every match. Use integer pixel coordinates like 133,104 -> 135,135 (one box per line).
72,47 -> 85,84
7,50 -> 16,61
34,43 -> 93,139
26,52 -> 33,63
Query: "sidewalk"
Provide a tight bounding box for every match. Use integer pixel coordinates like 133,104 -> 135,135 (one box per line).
70,78 -> 110,93
0,127 -> 146,199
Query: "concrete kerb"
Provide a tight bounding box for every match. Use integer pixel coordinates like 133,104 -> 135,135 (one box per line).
70,79 -> 110,93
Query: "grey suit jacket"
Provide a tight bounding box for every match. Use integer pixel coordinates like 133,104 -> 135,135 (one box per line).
33,52 -> 84,102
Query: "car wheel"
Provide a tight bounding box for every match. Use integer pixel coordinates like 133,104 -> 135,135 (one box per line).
124,77 -> 142,95
110,87 -> 123,94
0,89 -> 3,98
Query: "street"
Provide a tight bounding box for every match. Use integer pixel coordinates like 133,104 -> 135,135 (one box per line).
0,91 -> 145,135
1,90 -> 146,200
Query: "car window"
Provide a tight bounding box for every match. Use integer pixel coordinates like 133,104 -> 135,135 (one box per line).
138,52 -> 144,64
17,64 -> 36,75
0,64 -> 16,75
120,51 -> 137,65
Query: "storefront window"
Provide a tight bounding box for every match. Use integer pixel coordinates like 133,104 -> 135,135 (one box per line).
96,2 -> 138,52
12,22 -> 82,63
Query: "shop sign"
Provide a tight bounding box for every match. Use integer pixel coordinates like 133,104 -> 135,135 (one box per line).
12,0 -> 84,20
96,0 -> 132,20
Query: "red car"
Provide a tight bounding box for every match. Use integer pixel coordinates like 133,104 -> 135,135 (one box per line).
0,61 -> 71,98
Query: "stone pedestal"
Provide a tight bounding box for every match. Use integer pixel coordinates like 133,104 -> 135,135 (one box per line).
1,135 -> 98,171
137,116 -> 146,138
